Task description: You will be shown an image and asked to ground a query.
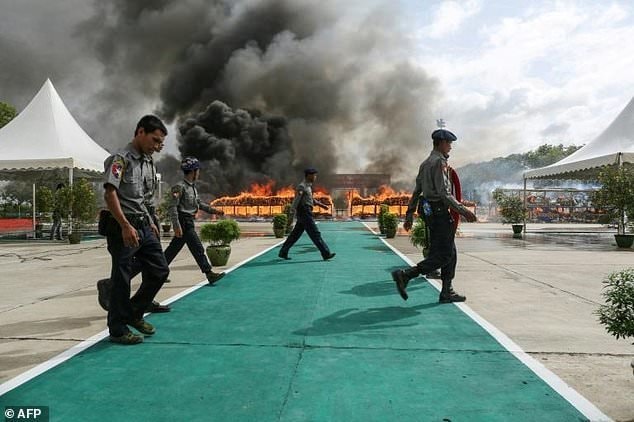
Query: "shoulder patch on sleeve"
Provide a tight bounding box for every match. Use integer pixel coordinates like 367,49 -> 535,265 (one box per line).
111,156 -> 125,180
171,185 -> 182,199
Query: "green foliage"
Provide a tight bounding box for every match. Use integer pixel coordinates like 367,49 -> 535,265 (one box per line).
523,144 -> 582,169
409,217 -> 430,255
383,213 -> 399,238
200,219 -> 241,246
596,268 -> 634,341
36,186 -> 54,215
57,179 -> 97,227
383,213 -> 398,230
493,189 -> 527,224
592,166 -> 634,234
283,204 -> 293,233
0,101 -> 17,129
272,213 -> 288,229
377,204 -> 389,233
157,191 -> 173,223
457,143 -> 583,203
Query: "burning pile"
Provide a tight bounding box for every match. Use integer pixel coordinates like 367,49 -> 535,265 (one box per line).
211,181 -> 333,218
350,185 -> 410,217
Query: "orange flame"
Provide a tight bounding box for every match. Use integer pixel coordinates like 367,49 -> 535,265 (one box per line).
211,181 -> 333,217
348,185 -> 410,217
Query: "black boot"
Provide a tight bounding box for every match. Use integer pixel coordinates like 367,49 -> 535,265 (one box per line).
391,267 -> 418,301
439,279 -> 466,303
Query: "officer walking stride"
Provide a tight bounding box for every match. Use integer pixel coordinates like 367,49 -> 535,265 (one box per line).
97,133 -> 171,313
102,115 -> 170,345
392,129 -> 476,302
278,168 -> 336,261
164,157 -> 225,284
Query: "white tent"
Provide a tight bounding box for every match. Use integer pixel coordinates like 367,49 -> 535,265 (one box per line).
524,97 -> 634,180
0,79 -> 109,232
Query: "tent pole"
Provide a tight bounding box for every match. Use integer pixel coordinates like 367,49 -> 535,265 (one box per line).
32,183 -> 36,232
618,153 -> 625,234
523,177 -> 527,233
68,167 -> 73,234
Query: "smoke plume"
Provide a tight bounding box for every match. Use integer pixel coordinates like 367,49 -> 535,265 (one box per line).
3,0 -> 441,194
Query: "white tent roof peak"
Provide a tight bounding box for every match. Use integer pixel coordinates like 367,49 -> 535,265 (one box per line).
0,78 -> 109,178
524,96 -> 634,179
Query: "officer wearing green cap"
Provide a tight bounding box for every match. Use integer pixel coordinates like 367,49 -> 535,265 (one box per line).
391,128 -> 476,302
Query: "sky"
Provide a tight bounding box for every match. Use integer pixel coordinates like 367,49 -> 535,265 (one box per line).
1,0 -> 633,178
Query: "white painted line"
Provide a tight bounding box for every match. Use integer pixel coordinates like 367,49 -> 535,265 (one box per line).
365,222 -> 611,422
0,238 -> 286,397
0,330 -> 106,396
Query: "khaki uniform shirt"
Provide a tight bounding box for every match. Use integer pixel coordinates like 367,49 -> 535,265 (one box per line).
406,150 -> 466,216
169,179 -> 219,230
103,143 -> 154,221
290,180 -> 314,213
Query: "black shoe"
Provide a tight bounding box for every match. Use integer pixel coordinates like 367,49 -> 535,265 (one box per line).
97,278 -> 112,311
206,271 -> 225,285
109,331 -> 143,345
147,301 -> 171,313
425,270 -> 441,279
391,270 -> 410,301
127,319 -> 155,335
278,251 -> 291,260
439,289 -> 466,303
323,253 -> 336,261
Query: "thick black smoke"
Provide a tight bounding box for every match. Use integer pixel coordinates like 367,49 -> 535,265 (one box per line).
176,100 -> 307,194
2,0 -> 441,194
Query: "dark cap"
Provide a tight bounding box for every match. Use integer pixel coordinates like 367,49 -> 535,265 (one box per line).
304,168 -> 318,175
431,129 -> 457,142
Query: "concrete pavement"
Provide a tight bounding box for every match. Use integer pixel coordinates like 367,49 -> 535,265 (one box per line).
0,222 -> 632,421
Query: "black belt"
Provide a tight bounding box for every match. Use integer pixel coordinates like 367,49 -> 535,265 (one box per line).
178,211 -> 195,218
125,214 -> 149,229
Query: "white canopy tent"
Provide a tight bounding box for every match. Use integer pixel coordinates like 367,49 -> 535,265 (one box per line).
524,97 -> 634,180
522,96 -> 634,232
0,79 -> 109,231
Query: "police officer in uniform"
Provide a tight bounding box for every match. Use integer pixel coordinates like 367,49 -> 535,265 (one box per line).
278,168 -> 336,261
164,157 -> 225,284
102,115 -> 170,345
391,129 -> 476,302
97,135 -> 171,313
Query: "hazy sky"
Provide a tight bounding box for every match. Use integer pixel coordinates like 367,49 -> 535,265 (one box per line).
1,0 -> 633,172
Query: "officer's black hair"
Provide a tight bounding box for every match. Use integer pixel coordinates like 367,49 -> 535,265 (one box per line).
55,183 -> 64,190
135,115 -> 167,137
433,138 -> 442,148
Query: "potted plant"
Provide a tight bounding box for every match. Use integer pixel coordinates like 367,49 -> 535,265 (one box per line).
592,166 -> 634,248
35,185 -> 54,238
272,213 -> 288,238
57,179 -> 97,244
409,217 -> 430,257
283,204 -> 293,234
377,204 -> 389,235
383,213 -> 399,239
156,191 -> 173,234
200,219 -> 241,266
493,189 -> 527,237
596,268 -> 634,374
